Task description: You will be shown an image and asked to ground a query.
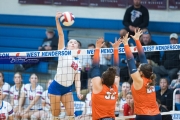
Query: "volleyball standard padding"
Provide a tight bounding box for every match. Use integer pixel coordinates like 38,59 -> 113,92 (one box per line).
60,12 -> 75,26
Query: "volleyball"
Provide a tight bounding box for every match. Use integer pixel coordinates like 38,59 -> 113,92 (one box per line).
60,12 -> 75,26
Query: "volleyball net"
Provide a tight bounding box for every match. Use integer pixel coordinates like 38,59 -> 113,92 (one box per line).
0,44 -> 180,120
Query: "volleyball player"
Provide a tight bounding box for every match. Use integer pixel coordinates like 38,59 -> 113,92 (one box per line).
48,12 -> 83,120
90,38 -> 121,120
18,73 -> 43,120
9,72 -> 24,119
122,29 -> 161,120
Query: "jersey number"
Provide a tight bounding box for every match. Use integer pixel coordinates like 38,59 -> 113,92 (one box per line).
71,61 -> 78,70
105,92 -> 116,100
14,95 -> 19,100
0,113 -> 6,120
29,95 -> 33,100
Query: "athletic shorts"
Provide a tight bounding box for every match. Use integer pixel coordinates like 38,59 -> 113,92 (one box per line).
136,114 -> 162,120
48,80 -> 73,96
98,117 -> 115,120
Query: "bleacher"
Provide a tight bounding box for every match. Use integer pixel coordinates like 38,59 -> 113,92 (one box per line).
0,14 -> 180,111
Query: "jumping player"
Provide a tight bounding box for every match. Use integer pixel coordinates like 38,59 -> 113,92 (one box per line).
122,29 -> 161,120
9,72 -> 24,119
90,38 -> 121,120
48,12 -> 83,120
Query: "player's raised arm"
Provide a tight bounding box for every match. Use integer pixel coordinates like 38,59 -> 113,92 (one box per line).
122,33 -> 143,86
110,39 -> 122,89
130,28 -> 148,64
55,12 -> 65,50
91,38 -> 104,92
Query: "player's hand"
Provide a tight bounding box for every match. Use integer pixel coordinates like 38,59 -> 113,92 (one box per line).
122,33 -> 130,45
77,93 -> 83,100
110,38 -> 122,49
130,28 -> 143,40
96,38 -> 104,49
56,12 -> 62,20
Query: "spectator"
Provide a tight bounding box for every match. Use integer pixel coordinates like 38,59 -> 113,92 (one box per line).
123,92 -> 134,120
79,43 -> 95,89
0,72 -> 10,102
157,99 -> 173,120
138,29 -> 160,66
156,78 -> 173,111
10,72 -> 25,120
170,72 -> 180,90
17,73 -> 43,119
116,82 -> 131,116
15,28 -> 58,71
120,0 -> 149,37
153,33 -> 180,84
100,41 -> 112,75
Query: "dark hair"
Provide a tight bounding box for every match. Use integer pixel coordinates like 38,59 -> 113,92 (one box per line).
139,63 -> 156,87
77,40 -> 82,48
88,43 -> 95,48
102,67 -> 116,88
104,41 -> 111,48
14,72 -> 23,100
0,72 -> 4,83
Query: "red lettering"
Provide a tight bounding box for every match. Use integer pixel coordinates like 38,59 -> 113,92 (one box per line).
71,61 -> 78,70
0,113 -> 6,120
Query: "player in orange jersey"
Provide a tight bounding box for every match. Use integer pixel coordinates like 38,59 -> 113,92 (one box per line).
88,38 -> 121,120
122,29 -> 161,120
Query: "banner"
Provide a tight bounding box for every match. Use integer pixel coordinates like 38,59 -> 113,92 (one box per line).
53,0 -> 89,6
128,0 -> 166,9
169,0 -> 180,9
19,0 -> 52,4
89,0 -> 127,8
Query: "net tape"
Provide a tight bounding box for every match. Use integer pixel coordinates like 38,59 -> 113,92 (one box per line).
0,44 -> 180,58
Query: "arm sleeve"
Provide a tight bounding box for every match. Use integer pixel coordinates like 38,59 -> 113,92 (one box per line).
135,40 -> 148,64
7,103 -> 14,116
36,86 -> 43,96
124,45 -> 137,74
2,84 -> 10,95
123,103 -> 130,116
123,7 -> 131,27
114,49 -> 120,76
138,7 -> 149,28
90,49 -> 100,78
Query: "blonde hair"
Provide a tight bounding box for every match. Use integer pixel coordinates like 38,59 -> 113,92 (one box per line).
117,82 -> 130,101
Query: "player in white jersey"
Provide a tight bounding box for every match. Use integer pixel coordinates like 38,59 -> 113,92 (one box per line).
48,12 -> 83,120
0,88 -> 14,120
0,72 -> 10,102
17,73 -> 43,120
84,79 -> 92,115
9,72 -> 25,119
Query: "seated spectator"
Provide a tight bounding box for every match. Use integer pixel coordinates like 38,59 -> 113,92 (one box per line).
120,0 -> 149,37
116,82 -> 131,116
100,41 -> 112,75
10,72 -> 25,120
156,78 -> 173,111
170,71 -> 180,90
157,99 -> 173,120
0,88 -> 13,120
79,43 -> 95,90
0,72 -> 10,102
123,92 -> 134,120
137,29 -> 160,66
153,33 -> 180,84
17,73 -> 43,119
15,28 -> 58,71
30,79 -> 63,120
